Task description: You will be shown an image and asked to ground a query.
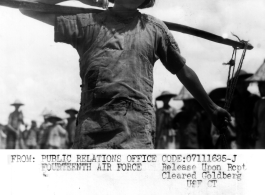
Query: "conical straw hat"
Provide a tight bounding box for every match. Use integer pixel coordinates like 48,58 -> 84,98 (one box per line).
156,91 -> 177,101
65,108 -> 78,114
40,108 -> 53,118
108,0 -> 155,9
228,69 -> 253,84
209,87 -> 227,102
174,87 -> 194,100
246,59 -> 265,82
10,99 -> 24,106
46,114 -> 62,122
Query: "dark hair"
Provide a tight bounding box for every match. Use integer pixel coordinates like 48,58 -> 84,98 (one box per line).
108,0 -> 155,9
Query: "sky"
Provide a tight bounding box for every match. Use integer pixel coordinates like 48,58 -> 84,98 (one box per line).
0,0 -> 264,126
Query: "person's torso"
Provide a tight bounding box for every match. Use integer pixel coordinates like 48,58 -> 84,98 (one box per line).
47,125 -> 64,147
76,11 -> 165,119
9,111 -> 23,130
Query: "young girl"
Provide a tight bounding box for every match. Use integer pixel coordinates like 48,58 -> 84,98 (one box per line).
20,0 -> 230,149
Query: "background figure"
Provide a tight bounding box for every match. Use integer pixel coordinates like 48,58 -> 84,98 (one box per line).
209,87 -> 236,149
65,108 -> 78,148
230,70 -> 260,149
155,91 -> 177,149
172,87 -> 203,149
22,123 -> 29,143
197,109 -> 213,149
247,60 -> 265,149
6,100 -> 26,149
45,114 -> 68,149
0,124 -> 7,149
38,113 -> 52,149
25,120 -> 38,149
57,120 -> 69,149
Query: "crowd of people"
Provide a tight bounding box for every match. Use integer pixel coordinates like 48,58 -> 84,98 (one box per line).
0,104 -> 78,149
0,0 -> 264,149
0,60 -> 264,150
155,61 -> 265,150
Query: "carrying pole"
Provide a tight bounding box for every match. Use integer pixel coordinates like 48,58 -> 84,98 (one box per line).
0,0 -> 253,50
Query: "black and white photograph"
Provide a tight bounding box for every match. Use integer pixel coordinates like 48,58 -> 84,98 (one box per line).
0,0 -> 264,194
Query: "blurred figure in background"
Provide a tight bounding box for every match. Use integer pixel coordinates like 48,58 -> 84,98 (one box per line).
155,91 -> 177,149
0,124 -> 7,149
25,120 -> 38,149
209,87 -> 236,149
65,108 -> 78,148
38,111 -> 52,149
172,87 -> 203,149
57,120 -> 69,149
6,100 -> 26,149
197,108 -> 213,149
45,114 -> 68,149
22,123 -> 29,143
247,60 -> 265,149
230,70 -> 260,149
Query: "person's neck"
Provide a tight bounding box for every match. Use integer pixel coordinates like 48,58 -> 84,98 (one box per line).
112,4 -> 138,18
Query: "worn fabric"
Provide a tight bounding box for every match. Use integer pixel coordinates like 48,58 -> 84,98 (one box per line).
253,98 -> 265,149
55,9 -> 186,149
155,107 -> 177,149
231,91 -> 260,149
46,124 -> 68,149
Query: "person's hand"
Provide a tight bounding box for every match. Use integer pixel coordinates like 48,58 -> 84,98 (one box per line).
209,105 -> 231,134
79,0 -> 109,9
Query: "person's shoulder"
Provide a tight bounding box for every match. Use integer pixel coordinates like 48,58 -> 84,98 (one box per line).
59,11 -> 106,27
141,13 -> 168,30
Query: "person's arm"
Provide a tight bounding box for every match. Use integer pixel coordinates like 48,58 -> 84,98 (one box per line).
176,65 -> 231,130
19,0 -> 108,26
19,0 -> 61,26
154,18 -> 231,131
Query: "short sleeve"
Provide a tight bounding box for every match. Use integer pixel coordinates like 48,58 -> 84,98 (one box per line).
54,15 -> 84,49
156,23 -> 186,74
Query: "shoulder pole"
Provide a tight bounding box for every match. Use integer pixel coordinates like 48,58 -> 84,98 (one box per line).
0,0 -> 253,50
